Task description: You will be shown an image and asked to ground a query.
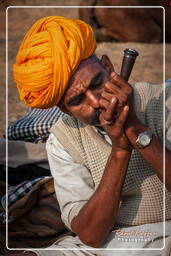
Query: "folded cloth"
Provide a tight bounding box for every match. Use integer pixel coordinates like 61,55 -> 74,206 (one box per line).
7,106 -> 64,142
0,177 -> 72,252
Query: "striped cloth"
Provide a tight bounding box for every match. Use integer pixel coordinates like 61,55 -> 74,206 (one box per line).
7,106 -> 64,142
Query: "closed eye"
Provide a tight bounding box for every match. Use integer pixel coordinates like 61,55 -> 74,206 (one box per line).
89,72 -> 103,90
66,93 -> 85,106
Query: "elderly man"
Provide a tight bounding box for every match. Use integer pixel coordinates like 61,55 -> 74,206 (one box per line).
10,16 -> 171,255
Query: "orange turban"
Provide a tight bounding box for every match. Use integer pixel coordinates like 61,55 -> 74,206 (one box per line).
13,16 -> 97,108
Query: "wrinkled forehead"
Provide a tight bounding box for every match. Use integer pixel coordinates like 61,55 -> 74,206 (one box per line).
70,56 -> 103,85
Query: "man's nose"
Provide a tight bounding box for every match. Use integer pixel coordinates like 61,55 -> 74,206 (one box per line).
86,90 -> 100,108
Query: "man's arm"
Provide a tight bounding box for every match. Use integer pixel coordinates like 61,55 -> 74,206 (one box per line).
71,147 -> 130,248
126,121 -> 171,192
71,104 -> 132,248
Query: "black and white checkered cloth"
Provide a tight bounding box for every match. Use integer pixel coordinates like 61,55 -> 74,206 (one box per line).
7,106 -> 64,142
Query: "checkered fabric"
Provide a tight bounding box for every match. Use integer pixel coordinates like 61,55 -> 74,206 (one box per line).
1,177 -> 47,210
7,106 -> 64,142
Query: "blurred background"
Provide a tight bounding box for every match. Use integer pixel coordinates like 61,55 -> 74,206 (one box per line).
0,0 -> 171,136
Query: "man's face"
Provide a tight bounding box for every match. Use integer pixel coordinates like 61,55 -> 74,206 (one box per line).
60,55 -> 113,126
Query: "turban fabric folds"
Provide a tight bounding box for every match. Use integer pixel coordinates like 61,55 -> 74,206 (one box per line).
13,16 -> 97,108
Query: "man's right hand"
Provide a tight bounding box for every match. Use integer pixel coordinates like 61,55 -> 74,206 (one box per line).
99,93 -> 131,152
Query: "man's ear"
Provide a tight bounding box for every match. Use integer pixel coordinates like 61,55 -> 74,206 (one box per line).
100,55 -> 114,74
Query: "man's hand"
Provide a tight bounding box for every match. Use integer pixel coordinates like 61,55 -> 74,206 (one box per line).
99,95 -> 131,152
99,71 -> 137,152
103,71 -> 140,128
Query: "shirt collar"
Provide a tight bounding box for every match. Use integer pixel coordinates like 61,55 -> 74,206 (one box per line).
95,126 -> 112,145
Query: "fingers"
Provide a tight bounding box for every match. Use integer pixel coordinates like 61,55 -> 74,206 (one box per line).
99,96 -> 118,122
99,71 -> 131,127
107,72 -> 133,96
101,90 -> 127,107
99,104 -> 129,132
103,75 -> 132,107
115,105 -> 129,129
110,72 -> 126,88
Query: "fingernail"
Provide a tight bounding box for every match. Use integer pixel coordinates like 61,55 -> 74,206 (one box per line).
111,97 -> 117,104
124,105 -> 129,111
110,72 -> 116,78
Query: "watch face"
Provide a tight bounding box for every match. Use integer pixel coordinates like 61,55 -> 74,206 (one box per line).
136,130 -> 152,148
140,134 -> 151,146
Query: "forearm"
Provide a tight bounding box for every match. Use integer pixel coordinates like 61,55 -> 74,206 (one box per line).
71,149 -> 131,248
126,120 -> 171,192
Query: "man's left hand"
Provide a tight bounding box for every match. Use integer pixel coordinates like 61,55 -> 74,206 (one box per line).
102,71 -> 140,128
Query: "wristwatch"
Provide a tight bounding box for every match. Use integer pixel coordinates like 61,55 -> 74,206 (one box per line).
135,130 -> 153,149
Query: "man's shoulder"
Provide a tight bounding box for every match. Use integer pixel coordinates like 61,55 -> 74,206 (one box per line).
132,82 -> 163,98
133,81 -> 171,109
132,82 -> 164,112
49,114 -> 89,144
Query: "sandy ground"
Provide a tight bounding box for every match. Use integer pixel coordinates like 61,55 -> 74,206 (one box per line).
0,0 -> 170,137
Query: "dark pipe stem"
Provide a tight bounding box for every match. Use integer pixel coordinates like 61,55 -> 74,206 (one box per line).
120,49 -> 139,81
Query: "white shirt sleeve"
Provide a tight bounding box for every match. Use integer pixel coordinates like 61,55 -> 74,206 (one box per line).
46,133 -> 95,231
